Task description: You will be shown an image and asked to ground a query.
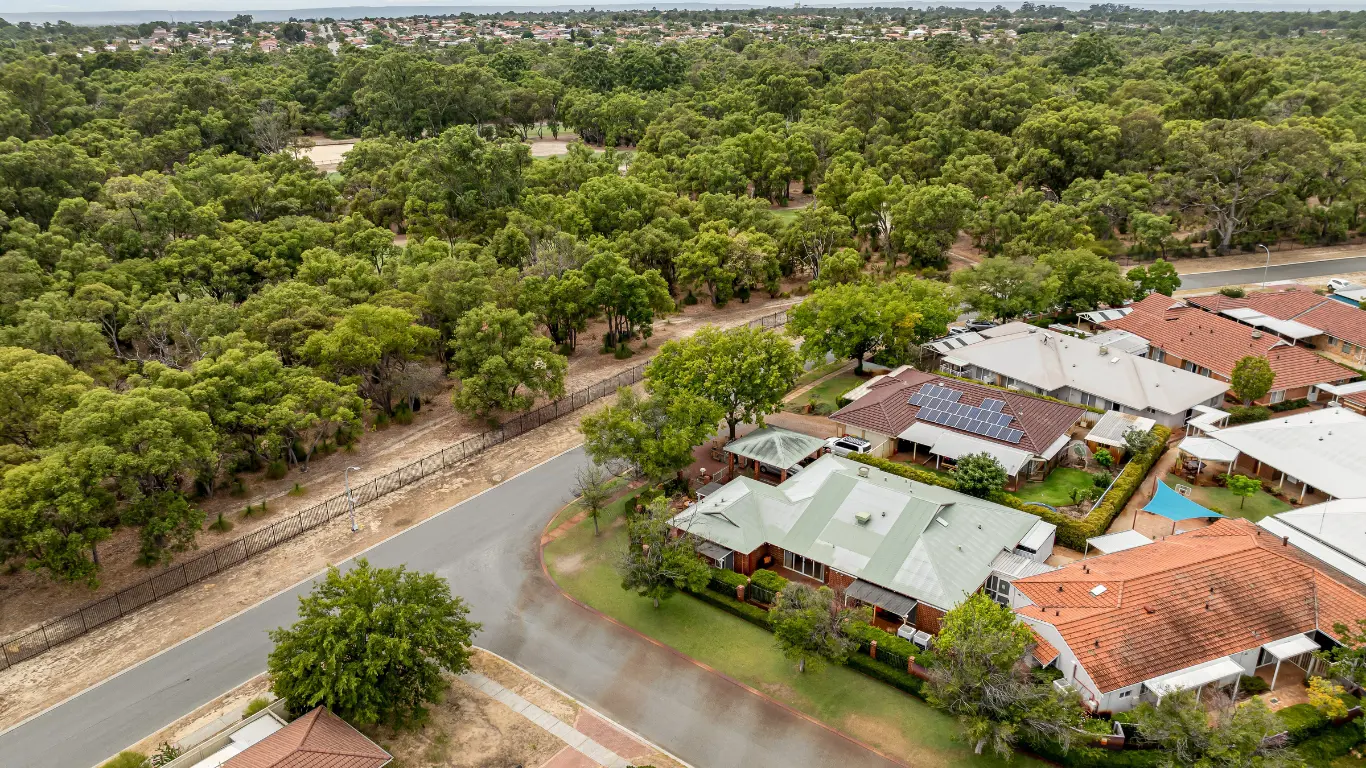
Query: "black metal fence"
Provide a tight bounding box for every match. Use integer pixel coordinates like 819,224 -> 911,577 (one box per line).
744,583 -> 778,605
859,640 -> 910,672
0,308 -> 790,672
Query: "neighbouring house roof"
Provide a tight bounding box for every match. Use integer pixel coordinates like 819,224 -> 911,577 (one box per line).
1188,288 -> 1366,349
1086,411 -> 1157,448
831,369 -> 1083,459
1087,329 -> 1150,356
1177,437 -> 1241,463
1030,630 -> 1061,666
724,426 -> 826,470
223,707 -> 391,768
944,325 -> 1228,416
670,454 -> 1047,611
990,549 -> 1056,579
1208,408 -> 1366,500
1085,530 -> 1153,555
1258,499 -> 1366,586
1012,519 -> 1366,694
1100,294 -> 1356,392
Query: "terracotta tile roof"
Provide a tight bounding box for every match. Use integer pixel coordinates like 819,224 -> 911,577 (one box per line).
224,707 -> 391,768
830,369 -> 1084,455
1030,630 -> 1060,666
1102,296 -> 1355,391
1187,288 -> 1366,348
1012,519 -> 1366,694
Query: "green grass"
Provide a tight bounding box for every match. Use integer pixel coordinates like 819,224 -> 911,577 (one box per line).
1163,475 -> 1292,522
771,205 -> 805,222
544,503 -> 1038,767
548,478 -> 632,532
787,373 -> 863,414
794,359 -> 849,387
1015,468 -> 1102,507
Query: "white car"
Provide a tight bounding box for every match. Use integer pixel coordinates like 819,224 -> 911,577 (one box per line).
825,436 -> 873,457
1329,278 -> 1360,292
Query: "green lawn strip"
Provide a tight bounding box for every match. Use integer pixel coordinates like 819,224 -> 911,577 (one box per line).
1162,474 -> 1291,522
544,513 -> 1034,767
1015,468 -> 1101,507
794,359 -> 851,387
547,477 -> 633,531
787,374 -> 863,413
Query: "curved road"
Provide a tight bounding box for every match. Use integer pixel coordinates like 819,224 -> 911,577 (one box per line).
1179,255 -> 1366,290
0,448 -> 900,768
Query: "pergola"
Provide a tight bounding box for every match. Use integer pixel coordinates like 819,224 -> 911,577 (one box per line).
1259,634 -> 1320,690
723,427 -> 827,482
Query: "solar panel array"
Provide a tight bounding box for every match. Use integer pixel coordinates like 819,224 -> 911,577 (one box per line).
909,385 -> 1025,444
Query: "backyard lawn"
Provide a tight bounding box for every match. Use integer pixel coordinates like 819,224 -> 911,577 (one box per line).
1014,468 -> 1102,508
542,500 -> 1037,768
788,373 -> 863,415
1163,474 -> 1292,522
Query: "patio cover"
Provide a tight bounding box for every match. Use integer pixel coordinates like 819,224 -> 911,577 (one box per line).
898,422 -> 1034,476
1178,437 -> 1240,463
724,427 -> 826,469
1086,411 -> 1156,448
845,579 -> 918,617
1262,634 -> 1318,661
1086,529 -> 1153,555
1187,406 -> 1232,434
1144,656 -> 1244,696
696,540 -> 733,561
1142,482 -> 1225,522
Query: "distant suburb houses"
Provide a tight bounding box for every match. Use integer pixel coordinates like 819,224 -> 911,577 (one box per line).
669,453 -> 1056,637
927,321 -> 1229,428
1012,519 -> 1366,714
1100,292 -> 1357,406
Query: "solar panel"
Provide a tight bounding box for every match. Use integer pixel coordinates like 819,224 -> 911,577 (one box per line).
943,388 -> 962,402
981,398 -> 1004,412
1002,429 -> 1024,444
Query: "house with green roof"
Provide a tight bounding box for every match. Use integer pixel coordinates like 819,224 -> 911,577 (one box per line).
669,453 -> 1055,635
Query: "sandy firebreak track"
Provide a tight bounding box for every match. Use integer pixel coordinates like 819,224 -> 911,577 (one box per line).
0,297 -> 796,732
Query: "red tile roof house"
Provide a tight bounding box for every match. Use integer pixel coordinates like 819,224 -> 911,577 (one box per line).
222,707 -> 390,768
1011,519 -> 1366,714
1185,287 -> 1366,370
1101,293 -> 1357,407
829,368 -> 1085,490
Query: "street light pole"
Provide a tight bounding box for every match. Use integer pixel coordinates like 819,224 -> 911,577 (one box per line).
345,466 -> 361,532
1258,243 -> 1271,288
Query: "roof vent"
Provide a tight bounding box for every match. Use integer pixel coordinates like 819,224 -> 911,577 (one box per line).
1098,345 -> 1109,355
857,466 -> 870,478
855,510 -> 871,525
935,516 -> 950,528
1251,330 -> 1263,339
1089,584 -> 1107,597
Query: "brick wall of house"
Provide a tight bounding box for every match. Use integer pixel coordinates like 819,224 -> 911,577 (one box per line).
914,603 -> 945,634
736,544 -> 778,575
826,569 -> 855,597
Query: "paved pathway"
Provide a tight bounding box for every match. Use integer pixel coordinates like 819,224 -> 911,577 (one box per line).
0,448 -> 900,768
1178,255 -> 1366,289
463,672 -> 632,768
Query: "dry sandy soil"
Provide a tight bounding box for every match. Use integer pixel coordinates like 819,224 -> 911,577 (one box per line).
0,297 -> 795,731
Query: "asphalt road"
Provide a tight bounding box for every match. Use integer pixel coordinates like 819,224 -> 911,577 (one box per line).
1179,255 -> 1366,289
0,448 -> 901,768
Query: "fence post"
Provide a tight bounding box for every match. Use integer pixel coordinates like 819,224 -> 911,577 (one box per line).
869,640 -> 878,659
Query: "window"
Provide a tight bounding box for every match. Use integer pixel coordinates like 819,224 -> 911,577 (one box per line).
783,550 -> 825,581
1151,348 -> 1166,363
1182,360 -> 1197,373
1118,689 -> 1132,699
984,574 -> 1010,605
1270,389 -> 1287,404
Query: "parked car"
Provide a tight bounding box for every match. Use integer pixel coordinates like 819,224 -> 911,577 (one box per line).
825,436 -> 873,457
965,320 -> 998,332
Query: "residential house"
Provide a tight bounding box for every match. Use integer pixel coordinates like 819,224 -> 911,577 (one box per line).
1186,288 -> 1366,367
830,368 -> 1085,490
1012,519 -> 1366,713
936,324 -> 1228,428
1101,293 -> 1357,406
1259,499 -> 1366,586
1201,407 -> 1366,503
164,703 -> 390,768
670,453 -> 1056,635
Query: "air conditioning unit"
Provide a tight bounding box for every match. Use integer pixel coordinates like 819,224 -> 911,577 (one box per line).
855,510 -> 872,525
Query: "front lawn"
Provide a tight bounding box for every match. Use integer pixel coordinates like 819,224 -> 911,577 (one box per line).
543,502 -> 1037,768
788,373 -> 863,415
1014,468 -> 1102,508
1162,475 -> 1292,522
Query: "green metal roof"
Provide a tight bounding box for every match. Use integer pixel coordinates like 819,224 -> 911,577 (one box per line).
723,427 -> 827,469
670,454 -> 1048,611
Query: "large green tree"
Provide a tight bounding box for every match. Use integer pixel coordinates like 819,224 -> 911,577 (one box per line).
448,303 -> 567,416
268,560 -> 480,726
580,387 -> 721,482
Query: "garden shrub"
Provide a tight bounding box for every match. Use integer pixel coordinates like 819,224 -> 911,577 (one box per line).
749,568 -> 788,592
1270,398 -> 1310,413
393,402 -> 415,425
844,621 -> 919,659
685,584 -> 772,630
1239,674 -> 1270,695
708,567 -> 748,591
243,697 -> 272,718
99,753 -> 148,768
1296,722 -> 1366,767
265,459 -> 288,480
1279,702 -> 1329,741
845,653 -> 924,696
1227,404 -> 1272,424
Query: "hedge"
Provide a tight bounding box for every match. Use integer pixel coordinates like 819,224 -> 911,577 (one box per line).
845,621 -> 920,660
709,567 -> 748,591
750,568 -> 788,592
1277,695 -> 1360,744
686,583 -> 772,630
845,653 -> 924,696
1296,722 -> 1366,767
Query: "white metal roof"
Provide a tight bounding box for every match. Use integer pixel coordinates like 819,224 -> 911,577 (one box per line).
1220,308 -> 1323,340
942,326 -> 1227,416
1317,380 -> 1366,397
1078,308 -> 1133,323
898,421 -> 1034,475
1086,411 -> 1157,448
1187,405 -> 1232,434
1087,328 -> 1150,356
1144,656 -> 1244,696
1262,633 -> 1319,661
1018,519 -> 1058,553
1086,529 -> 1153,554
1210,409 -> 1366,499
927,332 -> 986,354
1258,499 -> 1366,585
1040,432 -> 1073,461
990,549 -> 1055,579
1178,437 -> 1241,463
